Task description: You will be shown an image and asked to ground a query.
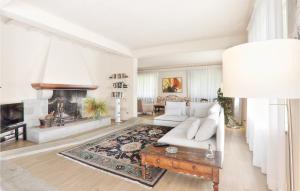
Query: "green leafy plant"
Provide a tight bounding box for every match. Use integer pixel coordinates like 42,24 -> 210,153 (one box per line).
217,88 -> 234,125
84,98 -> 107,119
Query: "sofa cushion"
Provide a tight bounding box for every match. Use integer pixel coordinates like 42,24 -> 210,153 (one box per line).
165,108 -> 182,116
166,101 -> 186,116
195,117 -> 218,142
193,109 -> 207,118
186,119 -> 201,139
207,112 -> 220,122
154,114 -> 188,122
208,103 -> 221,115
153,120 -> 181,127
158,127 -> 216,150
190,102 -> 214,117
175,117 -> 199,129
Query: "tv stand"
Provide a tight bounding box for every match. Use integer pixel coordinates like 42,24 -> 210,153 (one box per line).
0,123 -> 27,142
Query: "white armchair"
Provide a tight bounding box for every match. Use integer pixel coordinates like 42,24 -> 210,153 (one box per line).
137,99 -> 154,115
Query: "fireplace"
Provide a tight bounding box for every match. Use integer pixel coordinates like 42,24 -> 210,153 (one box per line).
47,90 -> 87,125
30,83 -> 98,127
25,83 -> 111,143
25,89 -> 111,143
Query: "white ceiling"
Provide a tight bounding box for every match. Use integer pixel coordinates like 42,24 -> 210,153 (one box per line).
21,0 -> 253,49
138,49 -> 224,69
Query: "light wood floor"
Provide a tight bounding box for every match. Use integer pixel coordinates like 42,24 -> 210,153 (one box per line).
6,119 -> 269,191
0,140 -> 36,152
0,119 -> 121,152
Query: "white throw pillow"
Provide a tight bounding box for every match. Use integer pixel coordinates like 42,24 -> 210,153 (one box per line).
186,119 -> 201,139
165,108 -> 182,116
195,117 -> 218,142
208,103 -> 221,115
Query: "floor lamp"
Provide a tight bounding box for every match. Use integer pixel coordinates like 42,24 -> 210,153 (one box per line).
222,39 -> 300,191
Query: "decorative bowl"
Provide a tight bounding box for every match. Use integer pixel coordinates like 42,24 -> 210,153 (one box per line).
165,146 -> 178,154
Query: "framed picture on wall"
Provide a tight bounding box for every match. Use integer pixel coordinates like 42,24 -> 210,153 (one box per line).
162,77 -> 183,93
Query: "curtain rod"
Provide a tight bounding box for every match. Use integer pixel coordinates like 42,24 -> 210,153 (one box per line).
138,63 -> 222,72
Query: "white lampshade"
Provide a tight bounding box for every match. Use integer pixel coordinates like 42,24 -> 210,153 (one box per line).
222,39 -> 300,98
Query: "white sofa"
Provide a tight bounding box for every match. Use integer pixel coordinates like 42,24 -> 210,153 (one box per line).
155,101 -> 225,160
154,101 -> 188,127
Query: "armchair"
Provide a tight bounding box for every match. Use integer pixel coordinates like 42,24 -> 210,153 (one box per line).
137,99 -> 154,115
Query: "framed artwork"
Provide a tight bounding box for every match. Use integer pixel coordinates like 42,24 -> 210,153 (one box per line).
162,77 -> 183,93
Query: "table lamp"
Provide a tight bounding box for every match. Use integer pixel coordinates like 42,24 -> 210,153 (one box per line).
222,39 -> 300,191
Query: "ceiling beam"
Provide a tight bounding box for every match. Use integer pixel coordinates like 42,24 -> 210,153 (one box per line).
0,1 -> 133,57
133,35 -> 247,58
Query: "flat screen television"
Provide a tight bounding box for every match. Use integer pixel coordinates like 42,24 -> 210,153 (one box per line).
0,102 -> 24,128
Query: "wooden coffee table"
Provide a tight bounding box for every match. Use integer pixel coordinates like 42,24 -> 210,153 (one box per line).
140,145 -> 222,191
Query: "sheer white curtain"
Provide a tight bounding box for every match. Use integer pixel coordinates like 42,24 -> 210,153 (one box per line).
137,72 -> 158,103
298,0 -> 300,38
188,65 -> 222,102
247,0 -> 287,190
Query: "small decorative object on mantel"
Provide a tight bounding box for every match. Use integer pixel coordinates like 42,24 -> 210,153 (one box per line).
109,73 -> 128,79
39,111 -> 55,128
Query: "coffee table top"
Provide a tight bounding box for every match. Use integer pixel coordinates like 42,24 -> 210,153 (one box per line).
141,145 -> 222,168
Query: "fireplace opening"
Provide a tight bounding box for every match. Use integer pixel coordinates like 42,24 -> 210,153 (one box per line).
47,90 -> 87,126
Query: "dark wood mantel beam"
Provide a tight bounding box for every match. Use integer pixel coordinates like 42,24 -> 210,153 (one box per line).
31,83 -> 98,90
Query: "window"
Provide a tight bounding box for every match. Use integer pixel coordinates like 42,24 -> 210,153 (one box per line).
137,72 -> 158,103
188,66 -> 222,102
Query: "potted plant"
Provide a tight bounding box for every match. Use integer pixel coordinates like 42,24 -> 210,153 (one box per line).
84,98 -> 107,119
217,88 -> 234,126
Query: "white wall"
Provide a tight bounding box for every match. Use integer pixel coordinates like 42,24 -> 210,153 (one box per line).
0,19 -> 137,120
0,18 -> 3,89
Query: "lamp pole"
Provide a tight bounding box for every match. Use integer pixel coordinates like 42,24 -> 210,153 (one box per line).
287,100 -> 294,191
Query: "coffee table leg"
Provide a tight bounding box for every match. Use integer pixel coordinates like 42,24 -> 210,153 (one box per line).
142,165 -> 150,180
212,168 -> 219,191
213,182 -> 219,191
142,165 -> 146,179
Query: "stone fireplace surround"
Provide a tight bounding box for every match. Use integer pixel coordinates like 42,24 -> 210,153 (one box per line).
24,88 -> 111,144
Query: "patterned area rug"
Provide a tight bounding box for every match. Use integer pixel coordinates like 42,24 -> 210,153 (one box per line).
59,124 -> 172,187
